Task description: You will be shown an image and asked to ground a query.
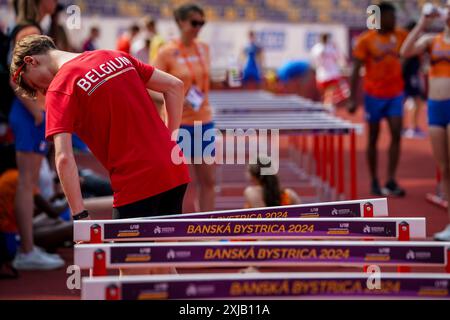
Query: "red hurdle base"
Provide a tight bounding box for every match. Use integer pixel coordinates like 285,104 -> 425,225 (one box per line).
447,250 -> 450,274
90,224 -> 102,244
93,249 -> 107,276
397,222 -> 411,273
106,284 -> 120,300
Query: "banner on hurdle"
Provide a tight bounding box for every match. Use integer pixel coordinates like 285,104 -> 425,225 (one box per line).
142,198 -> 388,220
81,273 -> 450,300
73,218 -> 426,243
74,241 -> 450,273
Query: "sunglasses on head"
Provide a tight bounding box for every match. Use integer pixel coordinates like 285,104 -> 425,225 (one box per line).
190,19 -> 205,28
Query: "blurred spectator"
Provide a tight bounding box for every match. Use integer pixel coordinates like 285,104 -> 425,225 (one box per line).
116,24 -> 140,54
242,30 -> 263,88
153,3 -> 216,212
13,0 -> 58,25
402,21 -> 426,139
7,22 -> 63,271
311,33 -> 349,107
244,156 -> 301,208
133,38 -> 150,63
82,26 -> 100,52
48,3 -> 73,51
0,144 -> 69,270
148,19 -> 165,63
0,28 -> 14,119
131,16 -> 165,63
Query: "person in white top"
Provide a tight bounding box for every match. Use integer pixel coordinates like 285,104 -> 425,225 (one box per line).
311,33 -> 348,106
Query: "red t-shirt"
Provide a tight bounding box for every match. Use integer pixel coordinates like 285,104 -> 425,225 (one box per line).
45,50 -> 190,207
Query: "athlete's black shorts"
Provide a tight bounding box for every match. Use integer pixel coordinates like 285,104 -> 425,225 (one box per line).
112,184 -> 188,219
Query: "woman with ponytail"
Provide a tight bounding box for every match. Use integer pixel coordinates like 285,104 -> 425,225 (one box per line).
244,157 -> 301,208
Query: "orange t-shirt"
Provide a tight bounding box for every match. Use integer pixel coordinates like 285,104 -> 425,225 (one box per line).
429,33 -> 450,79
353,29 -> 407,98
153,40 -> 212,125
244,189 -> 293,208
0,170 -> 19,233
116,35 -> 131,54
0,170 -> 40,233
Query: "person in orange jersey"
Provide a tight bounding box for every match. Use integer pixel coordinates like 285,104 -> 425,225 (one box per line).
349,2 -> 407,197
401,1 -> 450,241
153,3 -> 216,212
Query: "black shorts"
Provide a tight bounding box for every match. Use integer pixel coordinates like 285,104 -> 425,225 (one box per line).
404,74 -> 421,98
112,184 -> 188,219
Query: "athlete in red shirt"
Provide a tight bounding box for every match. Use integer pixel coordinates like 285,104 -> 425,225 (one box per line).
10,34 -> 190,220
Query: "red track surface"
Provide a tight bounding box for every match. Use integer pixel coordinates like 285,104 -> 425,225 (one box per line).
0,106 -> 448,300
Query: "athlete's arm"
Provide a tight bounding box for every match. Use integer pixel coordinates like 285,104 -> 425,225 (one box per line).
348,58 -> 363,114
53,133 -> 86,218
400,15 -> 436,58
146,69 -> 184,135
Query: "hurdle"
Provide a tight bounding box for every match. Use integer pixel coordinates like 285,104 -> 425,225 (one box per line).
81,273 -> 450,300
209,90 -> 329,114
210,90 -> 363,203
74,241 -> 450,276
144,198 -> 388,220
73,217 -> 426,243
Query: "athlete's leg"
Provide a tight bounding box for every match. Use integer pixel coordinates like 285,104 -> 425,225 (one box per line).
193,162 -> 216,212
367,121 -> 381,183
386,116 -> 403,182
412,96 -> 425,131
429,127 -> 449,203
15,152 -> 43,253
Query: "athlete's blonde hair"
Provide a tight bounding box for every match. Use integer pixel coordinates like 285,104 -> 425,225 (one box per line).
10,34 -> 56,99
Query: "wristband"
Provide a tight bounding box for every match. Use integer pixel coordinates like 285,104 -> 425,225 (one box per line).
73,210 -> 89,220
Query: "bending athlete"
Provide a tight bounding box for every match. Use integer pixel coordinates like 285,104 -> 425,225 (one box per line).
10,35 -> 190,221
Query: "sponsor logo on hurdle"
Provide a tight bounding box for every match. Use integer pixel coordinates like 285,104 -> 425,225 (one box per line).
406,249 -> 433,261
167,250 -> 176,259
153,226 -> 175,235
167,249 -> 192,260
186,284 -> 216,297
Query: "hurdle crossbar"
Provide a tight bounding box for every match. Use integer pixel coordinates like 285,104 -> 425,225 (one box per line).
73,218 -> 426,243
81,272 -> 450,300
144,198 -> 388,220
74,241 -> 450,273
